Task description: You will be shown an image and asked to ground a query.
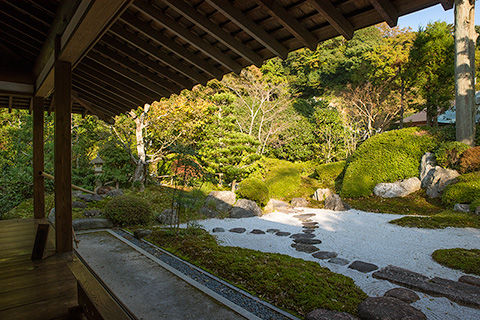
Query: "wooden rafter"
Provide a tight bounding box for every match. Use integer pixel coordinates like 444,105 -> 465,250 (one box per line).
162,0 -> 263,67
308,0 -> 354,40
369,0 -> 398,27
71,94 -> 114,123
132,1 -> 242,73
440,0 -> 454,10
205,0 -> 288,59
254,0 -> 318,50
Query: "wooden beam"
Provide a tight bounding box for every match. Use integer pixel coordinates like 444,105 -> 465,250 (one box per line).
440,0 -> 455,10
33,96 -> 45,219
254,0 -> 318,50
133,1 -> 242,73
36,0 -> 132,97
71,94 -> 113,123
8,96 -> 13,113
101,34 -> 194,89
369,0 -> 398,27
205,0 -> 288,59
54,59 -> 73,253
118,12 -> 222,80
162,0 -> 263,66
308,0 -> 354,40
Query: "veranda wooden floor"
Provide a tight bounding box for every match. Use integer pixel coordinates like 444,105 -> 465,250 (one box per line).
0,219 -> 79,320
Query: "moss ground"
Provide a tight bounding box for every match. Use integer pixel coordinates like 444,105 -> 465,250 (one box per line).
432,248 -> 480,276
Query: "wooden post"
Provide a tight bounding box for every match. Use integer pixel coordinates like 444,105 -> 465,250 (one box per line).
455,0 -> 477,146
54,57 -> 73,253
33,96 -> 45,219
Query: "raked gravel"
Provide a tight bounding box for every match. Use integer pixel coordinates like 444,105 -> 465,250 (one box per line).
196,208 -> 480,320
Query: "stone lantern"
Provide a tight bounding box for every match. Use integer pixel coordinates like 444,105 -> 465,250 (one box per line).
91,154 -> 104,187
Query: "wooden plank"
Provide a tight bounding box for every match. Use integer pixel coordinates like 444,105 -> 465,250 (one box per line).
31,224 -> 50,260
0,266 -> 74,294
54,58 -> 73,253
33,96 -> 45,219
369,0 -> 398,27
308,0 -> 354,40
0,293 -> 78,320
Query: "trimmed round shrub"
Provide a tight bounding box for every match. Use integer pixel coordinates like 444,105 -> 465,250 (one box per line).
104,195 -> 154,226
442,171 -> 480,207
315,161 -> 345,191
432,248 -> 480,276
341,127 -> 437,198
435,141 -> 470,170
237,177 -> 269,207
459,146 -> 480,174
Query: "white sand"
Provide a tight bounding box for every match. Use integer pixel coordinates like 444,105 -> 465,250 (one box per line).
194,208 -> 480,320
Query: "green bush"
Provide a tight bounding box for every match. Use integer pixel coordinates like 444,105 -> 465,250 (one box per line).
104,195 -> 154,226
263,158 -> 302,200
237,177 -> 269,207
459,146 -> 480,174
442,171 -> 480,207
435,141 -> 470,170
315,161 -> 345,191
341,128 -> 437,198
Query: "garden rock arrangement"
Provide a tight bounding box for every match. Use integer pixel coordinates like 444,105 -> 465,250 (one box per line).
264,199 -> 292,213
199,191 -> 264,218
324,194 -> 350,211
373,177 -> 421,198
357,297 -> 426,320
312,188 -> 333,201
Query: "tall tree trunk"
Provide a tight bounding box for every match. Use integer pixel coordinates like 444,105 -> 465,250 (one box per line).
129,104 -> 150,191
399,73 -> 405,129
455,0 -> 477,146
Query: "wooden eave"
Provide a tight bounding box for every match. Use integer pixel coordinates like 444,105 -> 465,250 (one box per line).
0,0 -> 452,122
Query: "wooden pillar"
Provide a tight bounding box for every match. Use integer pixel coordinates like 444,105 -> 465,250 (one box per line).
54,59 -> 73,253
455,0 -> 477,146
33,97 -> 45,219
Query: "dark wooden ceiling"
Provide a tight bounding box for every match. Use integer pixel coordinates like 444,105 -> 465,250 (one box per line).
0,0 -> 453,122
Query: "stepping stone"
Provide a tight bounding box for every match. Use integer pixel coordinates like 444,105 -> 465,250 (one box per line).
291,243 -> 319,253
358,297 -> 426,320
212,227 -> 225,232
302,222 -> 319,228
290,233 -> 315,239
303,225 -> 319,229
293,238 -> 322,245
266,228 -> 280,234
459,275 -> 480,287
348,261 -> 379,273
294,213 -> 316,219
329,257 -> 349,266
275,231 -> 291,236
229,227 -> 246,233
250,229 -> 265,234
303,229 -> 315,234
312,251 -> 337,260
306,309 -> 358,320
384,288 -> 420,303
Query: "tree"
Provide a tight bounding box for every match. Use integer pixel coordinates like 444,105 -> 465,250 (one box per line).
408,22 -> 455,126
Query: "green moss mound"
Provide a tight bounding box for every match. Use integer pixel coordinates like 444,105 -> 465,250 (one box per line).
263,158 -> 302,200
432,248 -> 480,276
442,171 -> 480,207
237,177 -> 269,207
104,195 -> 154,226
341,128 -> 437,198
148,228 -> 367,316
315,161 -> 345,191
435,141 -> 470,170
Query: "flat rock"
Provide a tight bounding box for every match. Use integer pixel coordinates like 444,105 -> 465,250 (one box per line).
373,265 -> 480,308
290,233 -> 316,239
250,229 -> 266,234
293,238 -> 322,245
230,199 -> 262,218
348,261 -> 379,273
384,288 -> 420,303
72,201 -> 87,209
106,189 -> 124,197
275,231 -> 291,236
358,297 -> 427,320
303,229 -> 315,233
229,227 -> 246,233
312,251 -> 337,260
303,225 -> 319,230
73,218 -> 113,231
266,228 -> 280,234
306,308 -> 358,320
294,213 -> 316,219
374,177 -> 421,198
212,227 -> 225,233
454,203 -> 470,213
134,229 -> 152,239
459,275 -> 480,287
329,257 -> 349,266
291,197 -> 309,207
291,243 -> 319,253
84,209 -> 102,217
302,222 -> 319,228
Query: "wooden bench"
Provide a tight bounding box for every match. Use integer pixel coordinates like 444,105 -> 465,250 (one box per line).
68,255 -> 137,320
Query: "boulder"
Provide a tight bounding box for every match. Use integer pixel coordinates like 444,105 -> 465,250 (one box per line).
72,218 -> 113,231
357,297 -> 427,320
230,199 -> 262,218
76,194 -> 103,202
107,189 -> 124,197
205,191 -> 235,213
384,288 -> 420,303
420,152 -> 437,188
374,177 -> 421,198
72,201 -> 87,209
199,206 -> 220,218
324,194 -> 350,211
291,197 -> 309,207
313,188 -> 334,202
134,229 -> 152,239
306,309 -> 358,320
425,166 -> 460,198
48,208 -> 55,224
348,261 -> 379,273
96,186 -> 114,195
454,203 -> 470,213
84,209 -> 102,217
264,199 -> 292,213
156,209 -> 177,225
